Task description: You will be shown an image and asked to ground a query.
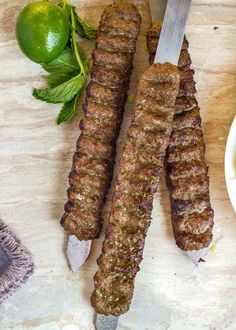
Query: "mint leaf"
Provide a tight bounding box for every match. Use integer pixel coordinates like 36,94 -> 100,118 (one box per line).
33,74 -> 85,104
75,20 -> 84,38
42,48 -> 80,74
45,73 -> 73,88
58,3 -> 97,40
57,96 -> 78,125
75,14 -> 97,40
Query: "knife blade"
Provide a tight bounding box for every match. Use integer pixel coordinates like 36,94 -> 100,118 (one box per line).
95,1 -> 191,329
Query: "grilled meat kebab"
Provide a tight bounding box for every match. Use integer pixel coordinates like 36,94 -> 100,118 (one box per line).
61,3 -> 141,240
91,63 -> 180,316
146,23 -> 214,251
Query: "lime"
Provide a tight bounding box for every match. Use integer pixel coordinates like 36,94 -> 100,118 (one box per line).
16,1 -> 70,64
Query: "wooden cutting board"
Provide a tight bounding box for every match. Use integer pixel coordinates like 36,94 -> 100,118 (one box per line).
0,0 -> 236,329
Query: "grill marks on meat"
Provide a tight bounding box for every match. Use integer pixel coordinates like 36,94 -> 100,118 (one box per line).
61,3 -> 141,240
91,63 -> 180,316
146,23 -> 214,251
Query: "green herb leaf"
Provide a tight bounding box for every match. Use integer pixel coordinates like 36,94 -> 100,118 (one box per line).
33,74 -> 85,104
42,48 -> 80,74
57,95 -> 78,125
58,3 -> 97,40
44,73 -> 73,88
75,14 -> 97,40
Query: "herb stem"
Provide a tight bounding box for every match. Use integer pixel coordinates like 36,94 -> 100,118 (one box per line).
70,8 -> 86,76
63,0 -> 68,10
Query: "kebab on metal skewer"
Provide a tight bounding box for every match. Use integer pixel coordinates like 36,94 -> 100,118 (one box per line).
146,23 -> 214,261
92,1 -> 192,326
61,2 -> 141,270
91,62 -> 180,316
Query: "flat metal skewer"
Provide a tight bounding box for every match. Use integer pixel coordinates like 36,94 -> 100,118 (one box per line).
149,0 -> 212,265
95,0 -> 135,328
67,236 -> 91,272
96,314 -> 119,330
95,0 -> 191,329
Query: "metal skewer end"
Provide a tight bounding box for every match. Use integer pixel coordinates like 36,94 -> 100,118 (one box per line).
66,236 -> 92,272
185,249 -> 205,266
96,314 -> 119,330
186,228 -> 222,266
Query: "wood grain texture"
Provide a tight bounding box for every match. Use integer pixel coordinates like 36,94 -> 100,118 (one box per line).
0,0 -> 236,329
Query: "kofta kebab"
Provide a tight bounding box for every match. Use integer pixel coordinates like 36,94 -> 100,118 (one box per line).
146,23 -> 214,254
61,0 -> 213,317
61,3 -> 141,250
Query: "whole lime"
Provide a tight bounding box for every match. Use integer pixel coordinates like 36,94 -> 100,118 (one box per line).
16,1 -> 70,64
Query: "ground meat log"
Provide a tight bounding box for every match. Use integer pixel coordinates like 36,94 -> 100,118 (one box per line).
91,63 -> 180,316
61,3 -> 141,240
146,23 -> 214,251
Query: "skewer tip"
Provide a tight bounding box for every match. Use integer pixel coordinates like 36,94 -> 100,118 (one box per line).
66,236 -> 92,272
185,248 -> 206,266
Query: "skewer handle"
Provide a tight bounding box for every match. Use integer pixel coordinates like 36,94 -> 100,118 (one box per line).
96,314 -> 119,330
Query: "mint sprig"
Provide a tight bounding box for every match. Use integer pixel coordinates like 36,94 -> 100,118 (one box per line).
33,1 -> 97,125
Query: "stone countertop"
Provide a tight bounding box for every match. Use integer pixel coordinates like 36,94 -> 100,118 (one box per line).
0,0 -> 236,329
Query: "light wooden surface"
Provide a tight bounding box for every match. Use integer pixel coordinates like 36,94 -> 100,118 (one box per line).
0,0 -> 236,329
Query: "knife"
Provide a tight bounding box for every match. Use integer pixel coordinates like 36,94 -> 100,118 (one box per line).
95,0 -> 191,329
